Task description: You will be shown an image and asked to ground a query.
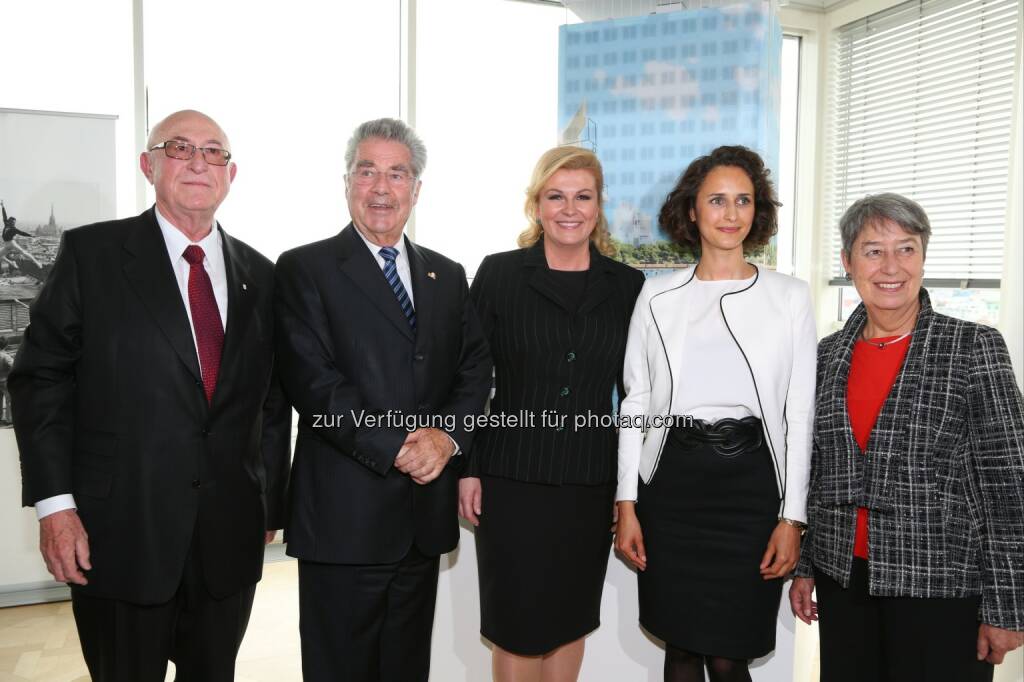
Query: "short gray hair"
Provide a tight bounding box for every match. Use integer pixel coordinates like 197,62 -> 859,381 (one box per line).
344,118 -> 427,178
839,192 -> 931,258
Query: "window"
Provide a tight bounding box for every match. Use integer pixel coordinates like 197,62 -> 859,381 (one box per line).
824,0 -> 1019,320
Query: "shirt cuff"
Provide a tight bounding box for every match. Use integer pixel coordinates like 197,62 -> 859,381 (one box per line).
447,434 -> 462,457
35,494 -> 76,520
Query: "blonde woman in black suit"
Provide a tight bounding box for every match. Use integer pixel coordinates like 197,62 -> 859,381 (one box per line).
459,146 -> 644,682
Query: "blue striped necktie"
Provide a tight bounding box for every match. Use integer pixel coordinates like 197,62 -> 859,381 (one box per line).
378,246 -> 416,330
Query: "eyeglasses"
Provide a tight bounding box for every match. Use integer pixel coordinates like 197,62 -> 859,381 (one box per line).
349,166 -> 415,188
149,140 -> 233,166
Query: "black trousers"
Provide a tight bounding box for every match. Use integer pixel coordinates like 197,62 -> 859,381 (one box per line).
71,531 -> 256,682
298,544 -> 440,682
815,558 -> 994,682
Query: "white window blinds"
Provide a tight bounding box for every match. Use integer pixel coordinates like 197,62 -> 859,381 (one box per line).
824,0 -> 1020,285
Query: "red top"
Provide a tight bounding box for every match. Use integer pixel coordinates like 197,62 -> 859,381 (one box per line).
846,334 -> 912,559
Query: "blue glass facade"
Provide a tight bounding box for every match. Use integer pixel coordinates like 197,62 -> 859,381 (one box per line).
559,7 -> 782,252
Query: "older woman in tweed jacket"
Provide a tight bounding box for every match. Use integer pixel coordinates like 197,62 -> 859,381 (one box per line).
789,193 -> 1024,682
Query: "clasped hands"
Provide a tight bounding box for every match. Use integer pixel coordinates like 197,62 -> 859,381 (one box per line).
395,427 -> 455,484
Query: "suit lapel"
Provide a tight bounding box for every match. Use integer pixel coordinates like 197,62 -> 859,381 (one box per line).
826,291 -> 932,510
821,306 -> 862,505
578,246 -> 615,315
406,236 -> 434,339
859,292 -> 932,510
649,267 -> 696,394
121,209 -> 202,384
524,241 -> 574,312
336,224 -> 415,341
523,239 -> 614,314
216,226 -> 257,399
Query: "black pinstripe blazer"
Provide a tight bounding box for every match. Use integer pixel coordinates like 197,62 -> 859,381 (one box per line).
465,241 -> 645,485
796,290 -> 1024,630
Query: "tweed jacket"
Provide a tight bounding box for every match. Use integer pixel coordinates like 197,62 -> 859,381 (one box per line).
796,290 -> 1024,630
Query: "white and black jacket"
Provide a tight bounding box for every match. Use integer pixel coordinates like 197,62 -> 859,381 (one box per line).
616,265 -> 818,522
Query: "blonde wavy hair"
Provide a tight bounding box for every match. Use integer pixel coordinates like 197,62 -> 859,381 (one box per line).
516,146 -> 615,256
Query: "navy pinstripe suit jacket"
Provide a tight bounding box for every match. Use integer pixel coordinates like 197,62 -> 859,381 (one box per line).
465,240 -> 645,486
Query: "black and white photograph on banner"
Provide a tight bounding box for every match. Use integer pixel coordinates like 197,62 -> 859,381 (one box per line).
0,108 -> 117,428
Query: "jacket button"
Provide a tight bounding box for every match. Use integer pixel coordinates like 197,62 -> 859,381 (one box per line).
559,387 -> 570,397
566,351 -> 576,362
191,479 -> 201,488
414,353 -> 425,361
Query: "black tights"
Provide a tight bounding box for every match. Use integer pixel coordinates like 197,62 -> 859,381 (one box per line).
664,644 -> 751,682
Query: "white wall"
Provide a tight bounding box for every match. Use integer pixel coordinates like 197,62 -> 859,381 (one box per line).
413,0 -> 573,275
432,523 -> 799,681
142,1 -> 403,261
0,0 -> 138,592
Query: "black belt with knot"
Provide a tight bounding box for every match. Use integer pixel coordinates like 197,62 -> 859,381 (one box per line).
668,415 -> 764,458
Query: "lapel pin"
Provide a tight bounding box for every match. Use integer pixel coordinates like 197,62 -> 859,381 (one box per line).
241,283 -> 248,290
427,272 -> 437,280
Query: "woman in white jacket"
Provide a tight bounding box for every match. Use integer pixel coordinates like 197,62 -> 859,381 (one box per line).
614,146 -> 817,682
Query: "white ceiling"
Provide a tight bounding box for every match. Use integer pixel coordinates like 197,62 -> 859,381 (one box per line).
508,0 -> 852,17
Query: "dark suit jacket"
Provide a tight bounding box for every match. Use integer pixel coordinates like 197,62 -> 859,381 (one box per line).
466,241 -> 645,485
10,207 -> 291,605
274,224 -> 492,564
795,290 -> 1024,630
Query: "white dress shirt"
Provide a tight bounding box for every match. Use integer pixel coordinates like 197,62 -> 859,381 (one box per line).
35,208 -> 228,520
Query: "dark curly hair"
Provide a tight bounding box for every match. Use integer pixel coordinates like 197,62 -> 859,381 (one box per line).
658,145 -> 780,254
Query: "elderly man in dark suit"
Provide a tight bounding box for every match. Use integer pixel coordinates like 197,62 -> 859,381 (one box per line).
274,117 -> 492,682
10,109 -> 291,682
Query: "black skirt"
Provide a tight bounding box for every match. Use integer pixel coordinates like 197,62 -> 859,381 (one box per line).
475,475 -> 614,655
636,417 -> 782,659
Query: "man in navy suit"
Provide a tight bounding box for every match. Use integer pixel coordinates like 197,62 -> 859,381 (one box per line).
274,118 -> 491,682
11,110 -> 290,682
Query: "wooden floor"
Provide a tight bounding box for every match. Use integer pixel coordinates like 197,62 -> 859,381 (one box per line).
2,560 -> 1020,682
0,560 -> 302,682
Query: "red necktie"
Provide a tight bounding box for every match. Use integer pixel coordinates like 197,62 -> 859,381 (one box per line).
183,245 -> 224,404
